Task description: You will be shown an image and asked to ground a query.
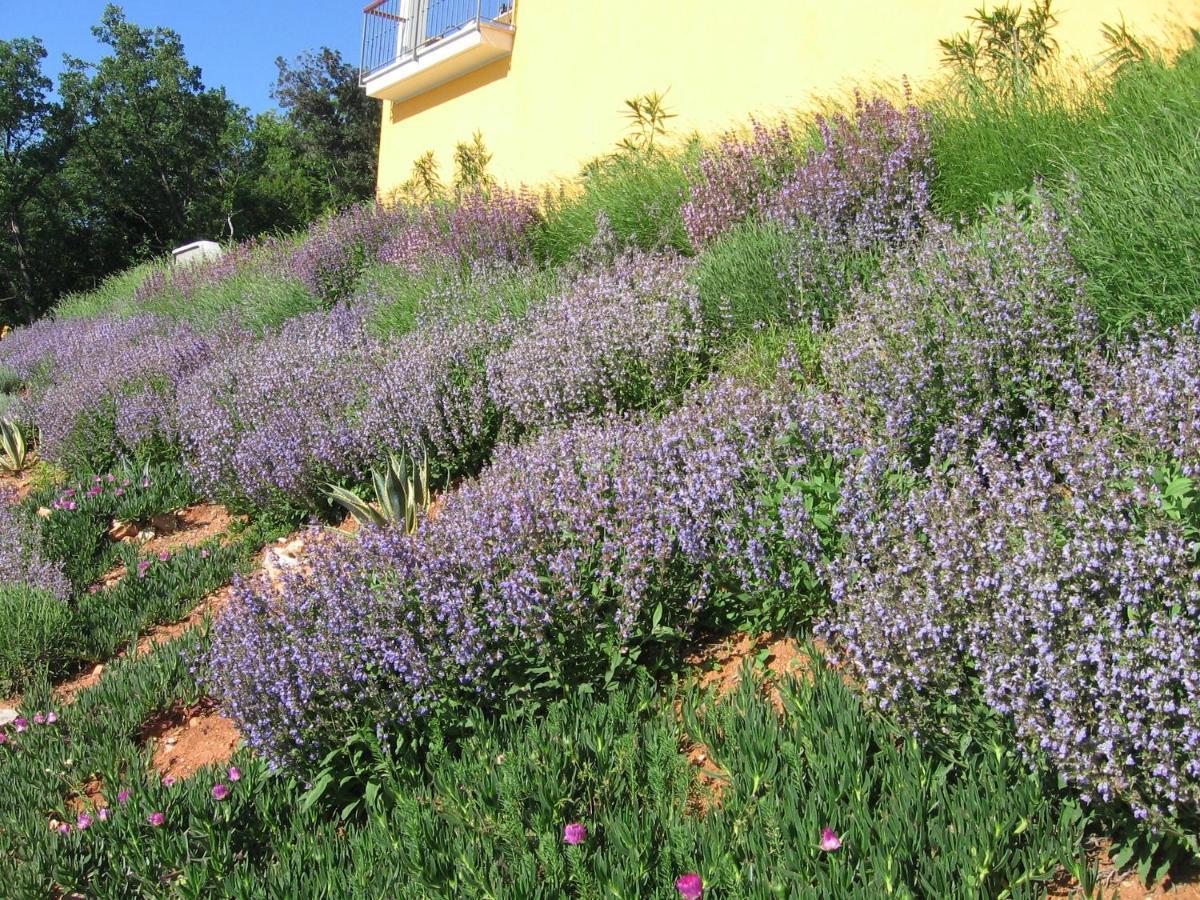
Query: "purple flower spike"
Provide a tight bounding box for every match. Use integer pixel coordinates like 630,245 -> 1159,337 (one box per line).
211,783 -> 230,801
147,812 -> 165,827
562,822 -> 587,845
819,827 -> 842,852
676,873 -> 703,900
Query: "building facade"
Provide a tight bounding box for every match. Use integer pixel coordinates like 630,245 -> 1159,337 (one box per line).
361,0 -> 1190,194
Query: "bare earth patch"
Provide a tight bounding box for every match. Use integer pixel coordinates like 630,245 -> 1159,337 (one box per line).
132,503 -> 240,556
0,467 -> 36,504
141,698 -> 241,782
678,632 -> 820,816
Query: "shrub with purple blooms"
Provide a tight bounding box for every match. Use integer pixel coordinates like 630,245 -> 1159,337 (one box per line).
8,315 -> 216,471
204,378 -> 827,767
823,316 -> 1200,828
0,498 -> 69,600
488,251 -> 707,429
818,200 -> 1096,464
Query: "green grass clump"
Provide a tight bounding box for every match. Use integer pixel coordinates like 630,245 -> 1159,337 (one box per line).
1062,47 -> 1200,331
532,150 -> 693,266
0,586 -> 72,695
930,38 -> 1200,331
692,220 -> 798,334
53,263 -> 163,320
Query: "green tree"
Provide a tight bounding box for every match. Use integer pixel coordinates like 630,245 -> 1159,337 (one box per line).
59,4 -> 246,268
273,47 -> 380,208
0,37 -> 74,323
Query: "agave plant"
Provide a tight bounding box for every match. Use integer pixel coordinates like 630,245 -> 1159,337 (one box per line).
0,418 -> 29,474
326,450 -> 431,533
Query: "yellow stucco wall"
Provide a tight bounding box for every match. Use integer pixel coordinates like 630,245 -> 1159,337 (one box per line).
376,0 -> 1195,194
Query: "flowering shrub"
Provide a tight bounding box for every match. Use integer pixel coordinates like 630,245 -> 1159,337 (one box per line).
0,499 -> 69,599
823,316 -> 1200,827
681,119 -> 796,248
205,378 -> 826,766
380,189 -> 540,272
819,201 -> 1095,464
177,302 -> 508,508
488,251 -> 706,429
762,92 -> 934,252
6,314 -> 215,471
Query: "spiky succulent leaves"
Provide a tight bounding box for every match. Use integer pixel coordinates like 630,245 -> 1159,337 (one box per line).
325,483 -> 386,528
0,419 -> 27,473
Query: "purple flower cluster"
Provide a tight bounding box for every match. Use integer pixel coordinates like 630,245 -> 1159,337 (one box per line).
176,301 -> 508,506
0,501 -> 69,599
204,378 -> 825,766
822,316 -> 1200,822
681,119 -> 797,248
817,201 -> 1095,463
488,251 -> 706,428
380,189 -> 540,271
11,314 -> 215,467
762,92 -> 934,252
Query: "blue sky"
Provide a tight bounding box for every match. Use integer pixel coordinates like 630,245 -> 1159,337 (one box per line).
1,1 -> 364,113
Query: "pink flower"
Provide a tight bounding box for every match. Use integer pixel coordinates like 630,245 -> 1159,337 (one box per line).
57,822 -> 71,835
76,813 -> 93,830
147,812 -> 165,827
33,713 -> 45,725
227,766 -> 241,782
46,711 -> 57,724
161,775 -> 176,787
117,789 -> 131,805
562,822 -> 587,844
676,873 -> 703,900
141,478 -> 151,488
211,783 -> 230,801
137,560 -> 151,578
97,808 -> 111,821
819,827 -> 842,852
13,718 -> 27,733
200,548 -> 210,559
0,732 -> 8,745
158,551 -> 170,562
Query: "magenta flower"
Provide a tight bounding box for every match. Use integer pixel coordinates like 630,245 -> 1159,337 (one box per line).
200,548 -> 210,559
141,478 -> 152,488
13,718 -> 27,733
562,822 -> 587,845
137,560 -> 151,578
0,732 -> 8,745
676,873 -> 703,900
147,812 -> 165,827
158,551 -> 170,562
98,808 -> 111,821
117,789 -> 131,805
46,711 -> 57,724
76,813 -> 93,831
819,827 -> 842,852
57,822 -> 71,835
162,775 -> 176,787
33,712 -> 45,725
211,783 -> 230,801
227,766 -> 241,782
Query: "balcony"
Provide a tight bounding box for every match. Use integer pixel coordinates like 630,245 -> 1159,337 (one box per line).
360,0 -> 515,102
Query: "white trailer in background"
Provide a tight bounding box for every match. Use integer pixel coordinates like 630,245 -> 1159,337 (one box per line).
171,240 -> 223,267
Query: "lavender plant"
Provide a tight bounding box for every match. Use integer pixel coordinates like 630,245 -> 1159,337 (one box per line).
818,200 -> 1096,464
0,498 -> 69,600
488,251 -> 706,429
823,315 -> 1200,832
204,377 -> 828,767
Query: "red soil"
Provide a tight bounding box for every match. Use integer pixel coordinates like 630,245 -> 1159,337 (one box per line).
140,698 -> 241,782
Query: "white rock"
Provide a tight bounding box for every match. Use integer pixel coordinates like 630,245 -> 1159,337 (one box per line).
0,708 -> 17,726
